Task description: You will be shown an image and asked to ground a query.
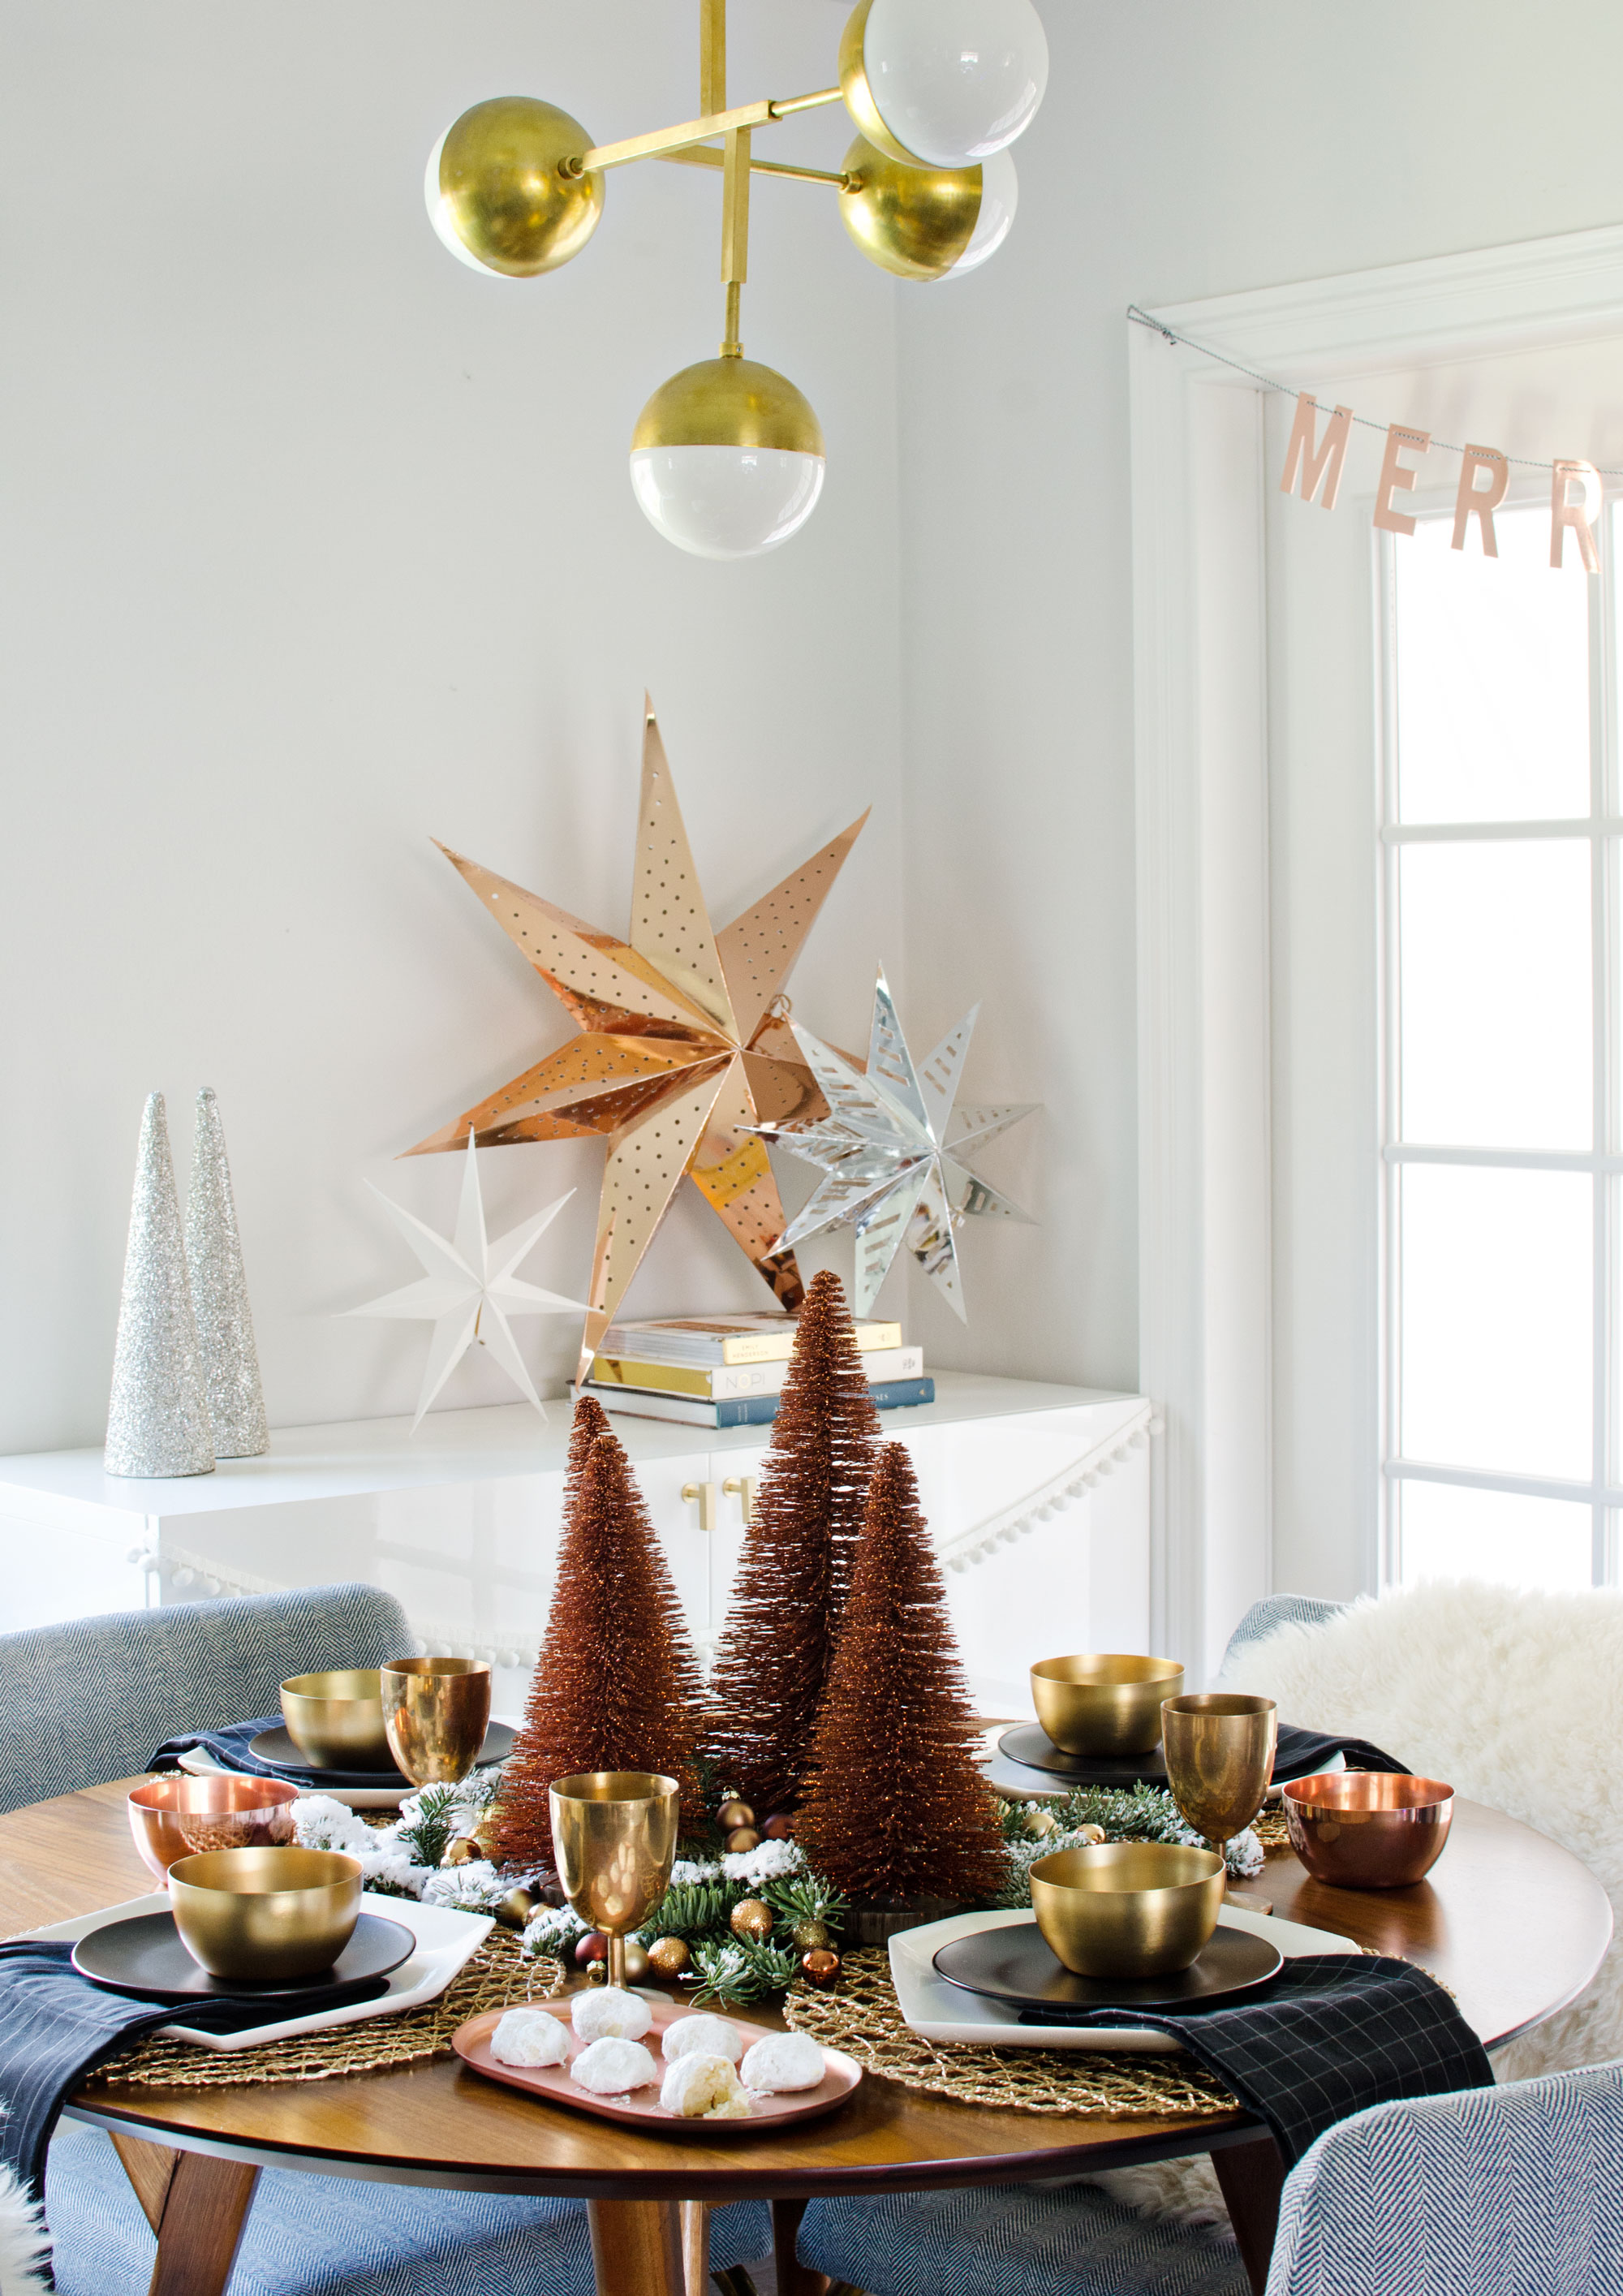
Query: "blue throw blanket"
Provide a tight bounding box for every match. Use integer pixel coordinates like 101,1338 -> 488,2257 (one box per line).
1072,1953 -> 1494,2165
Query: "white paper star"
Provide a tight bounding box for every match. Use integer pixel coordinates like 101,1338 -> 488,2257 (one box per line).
758,970 -> 1036,1321
345,1132 -> 587,1428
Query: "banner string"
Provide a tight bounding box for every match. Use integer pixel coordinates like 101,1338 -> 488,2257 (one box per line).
1126,304 -> 1623,480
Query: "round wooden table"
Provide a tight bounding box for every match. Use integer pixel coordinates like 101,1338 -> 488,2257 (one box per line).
0,1780 -> 1608,2296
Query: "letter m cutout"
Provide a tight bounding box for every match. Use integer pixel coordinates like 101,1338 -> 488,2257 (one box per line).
1279,393 -> 1353,510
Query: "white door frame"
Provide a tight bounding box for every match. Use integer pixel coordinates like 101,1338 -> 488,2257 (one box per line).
1130,219 -> 1623,1681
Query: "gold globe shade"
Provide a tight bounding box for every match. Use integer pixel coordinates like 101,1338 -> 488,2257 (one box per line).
631,358 -> 825,456
431,98 -> 602,278
839,136 -> 981,281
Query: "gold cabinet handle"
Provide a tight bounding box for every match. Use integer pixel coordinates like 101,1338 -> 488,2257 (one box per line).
722,1475 -> 758,1526
681,1480 -> 719,1531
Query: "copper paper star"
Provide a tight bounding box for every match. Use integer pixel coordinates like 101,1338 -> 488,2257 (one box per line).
760,969 -> 1036,1320
407,698 -> 867,1377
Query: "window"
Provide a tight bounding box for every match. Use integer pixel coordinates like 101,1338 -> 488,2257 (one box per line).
1380,500 -> 1620,1590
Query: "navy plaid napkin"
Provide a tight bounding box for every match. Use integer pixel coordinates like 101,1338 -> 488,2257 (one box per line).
1274,1725 -> 1408,1778
1072,1954 -> 1492,2165
149,1718 -> 398,1791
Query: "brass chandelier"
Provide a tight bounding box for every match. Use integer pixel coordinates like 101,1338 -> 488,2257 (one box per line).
425,0 -> 1048,558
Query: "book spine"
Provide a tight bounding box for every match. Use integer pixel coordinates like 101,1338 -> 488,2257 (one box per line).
590,1346 -> 923,1399
576,1376 -> 932,1426
600,1320 -> 904,1366
868,1377 -> 935,1411
721,1321 -> 902,1365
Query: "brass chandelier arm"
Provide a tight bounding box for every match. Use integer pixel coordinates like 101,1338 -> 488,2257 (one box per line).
565,88 -> 843,177
657,144 -> 855,191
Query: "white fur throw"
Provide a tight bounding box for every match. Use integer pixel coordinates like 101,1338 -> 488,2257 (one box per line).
0,2169 -> 50,2296
1091,1580 -> 1623,2226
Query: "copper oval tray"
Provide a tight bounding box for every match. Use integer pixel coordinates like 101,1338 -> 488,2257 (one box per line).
453,2000 -> 861,2136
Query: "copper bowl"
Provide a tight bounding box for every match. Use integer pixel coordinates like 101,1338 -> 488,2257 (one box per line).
1283,1772 -> 1454,1889
1030,1653 -> 1186,1756
280,1669 -> 394,1771
167,1846 -> 363,1981
127,1774 -> 299,1885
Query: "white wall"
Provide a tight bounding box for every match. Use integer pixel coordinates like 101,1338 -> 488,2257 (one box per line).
891,0 -> 1623,1411
0,1 -> 902,1453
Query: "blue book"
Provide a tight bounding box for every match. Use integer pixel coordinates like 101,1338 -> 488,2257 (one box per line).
575,1376 -> 935,1428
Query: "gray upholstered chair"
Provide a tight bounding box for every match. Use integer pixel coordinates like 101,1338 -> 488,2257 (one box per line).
1264,2057 -> 1623,2295
0,1583 -> 413,1812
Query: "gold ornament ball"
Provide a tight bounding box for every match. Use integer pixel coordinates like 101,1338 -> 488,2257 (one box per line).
838,135 -> 981,282
725,1827 -> 761,1854
800,1948 -> 842,1988
620,1938 -> 651,1985
496,1887 -> 540,1931
1078,1823 -> 1107,1846
647,1936 -> 692,1980
730,1898 -> 774,1944
428,97 -> 604,278
586,1957 -> 607,1986
716,1799 -> 756,1833
1023,1807 -> 1059,1840
441,1835 -> 483,1867
790,1918 -> 832,1953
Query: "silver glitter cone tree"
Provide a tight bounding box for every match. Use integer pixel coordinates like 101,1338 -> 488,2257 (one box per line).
105,1093 -> 215,1478
186,1087 -> 269,1458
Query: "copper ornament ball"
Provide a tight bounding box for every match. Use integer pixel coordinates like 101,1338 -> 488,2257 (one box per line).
800,1948 -> 841,1988
762,1812 -> 795,1841
725,1827 -> 761,1854
717,1799 -> 755,1832
730,1898 -> 774,1944
647,1936 -> 691,1980
575,1931 -> 608,1967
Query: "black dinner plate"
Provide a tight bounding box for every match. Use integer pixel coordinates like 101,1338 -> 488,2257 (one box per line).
72,1910 -> 416,2005
996,1725 -> 1338,1790
247,1720 -> 515,1785
932,1919 -> 1284,2018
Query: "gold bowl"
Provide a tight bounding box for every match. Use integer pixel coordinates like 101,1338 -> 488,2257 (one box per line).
166,1846 -> 364,1982
1283,1772 -> 1455,1890
1029,1841 -> 1226,1978
1030,1654 -> 1186,1756
280,1669 -> 394,1771
127,1774 -> 299,1884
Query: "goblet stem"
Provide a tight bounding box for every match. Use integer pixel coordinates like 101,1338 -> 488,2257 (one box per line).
606,1933 -> 627,1990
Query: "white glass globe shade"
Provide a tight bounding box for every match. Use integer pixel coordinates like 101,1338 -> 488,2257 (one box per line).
862,0 -> 1048,167
629,446 -> 826,560
942,150 -> 1017,278
424,129 -> 506,277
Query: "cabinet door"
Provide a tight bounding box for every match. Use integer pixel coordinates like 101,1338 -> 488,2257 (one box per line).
705,1442 -> 772,1666
635,1454 -> 720,1664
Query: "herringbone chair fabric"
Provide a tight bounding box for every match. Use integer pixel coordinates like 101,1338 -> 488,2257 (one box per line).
45,2123 -> 773,2296
797,2181 -> 1250,2294
1220,1596 -> 1346,1676
0,1584 -> 411,1811
1266,2060 -> 1623,2294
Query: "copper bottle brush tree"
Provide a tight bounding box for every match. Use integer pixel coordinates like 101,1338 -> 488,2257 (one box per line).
494,1395 -> 706,1867
796,1440 -> 1005,1908
705,1269 -> 884,1814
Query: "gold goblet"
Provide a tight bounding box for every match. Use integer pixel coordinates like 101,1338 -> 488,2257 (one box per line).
549,1772 -> 679,1992
1160,1693 -> 1277,1869
380,1657 -> 492,1786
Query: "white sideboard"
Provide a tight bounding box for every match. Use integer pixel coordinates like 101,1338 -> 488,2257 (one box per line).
0,1374 -> 1155,1719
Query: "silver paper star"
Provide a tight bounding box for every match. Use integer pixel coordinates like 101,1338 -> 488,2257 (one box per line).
344,1132 -> 587,1428
760,970 -> 1036,1320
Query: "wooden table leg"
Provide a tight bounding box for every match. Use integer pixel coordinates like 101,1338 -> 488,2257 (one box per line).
773,2198 -> 832,2296
680,2199 -> 710,2296
111,2138 -> 260,2296
588,2199 -> 686,2296
1212,2134 -> 1285,2296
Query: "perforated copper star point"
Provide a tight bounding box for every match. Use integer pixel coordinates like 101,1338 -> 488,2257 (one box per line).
407,698 -> 867,1378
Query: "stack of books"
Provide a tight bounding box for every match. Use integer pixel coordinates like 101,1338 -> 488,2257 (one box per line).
575,1312 -> 933,1427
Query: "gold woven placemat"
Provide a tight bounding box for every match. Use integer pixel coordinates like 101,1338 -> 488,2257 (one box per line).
1252,1804 -> 1292,1851
88,1931 -> 564,2092
782,1950 -> 1239,2121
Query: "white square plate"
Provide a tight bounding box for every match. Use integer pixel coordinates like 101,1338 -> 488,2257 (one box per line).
30,1891 -> 493,2049
889,1905 -> 1362,2053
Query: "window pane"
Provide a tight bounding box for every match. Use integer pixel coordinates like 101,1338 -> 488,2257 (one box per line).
1400,1165 -> 1591,1478
1397,1480 -> 1593,1590
1394,507 -> 1590,824
1398,840 -> 1591,1148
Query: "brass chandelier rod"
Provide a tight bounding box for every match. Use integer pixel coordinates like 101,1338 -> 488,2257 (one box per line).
657,145 -> 856,191
564,89 -> 843,179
